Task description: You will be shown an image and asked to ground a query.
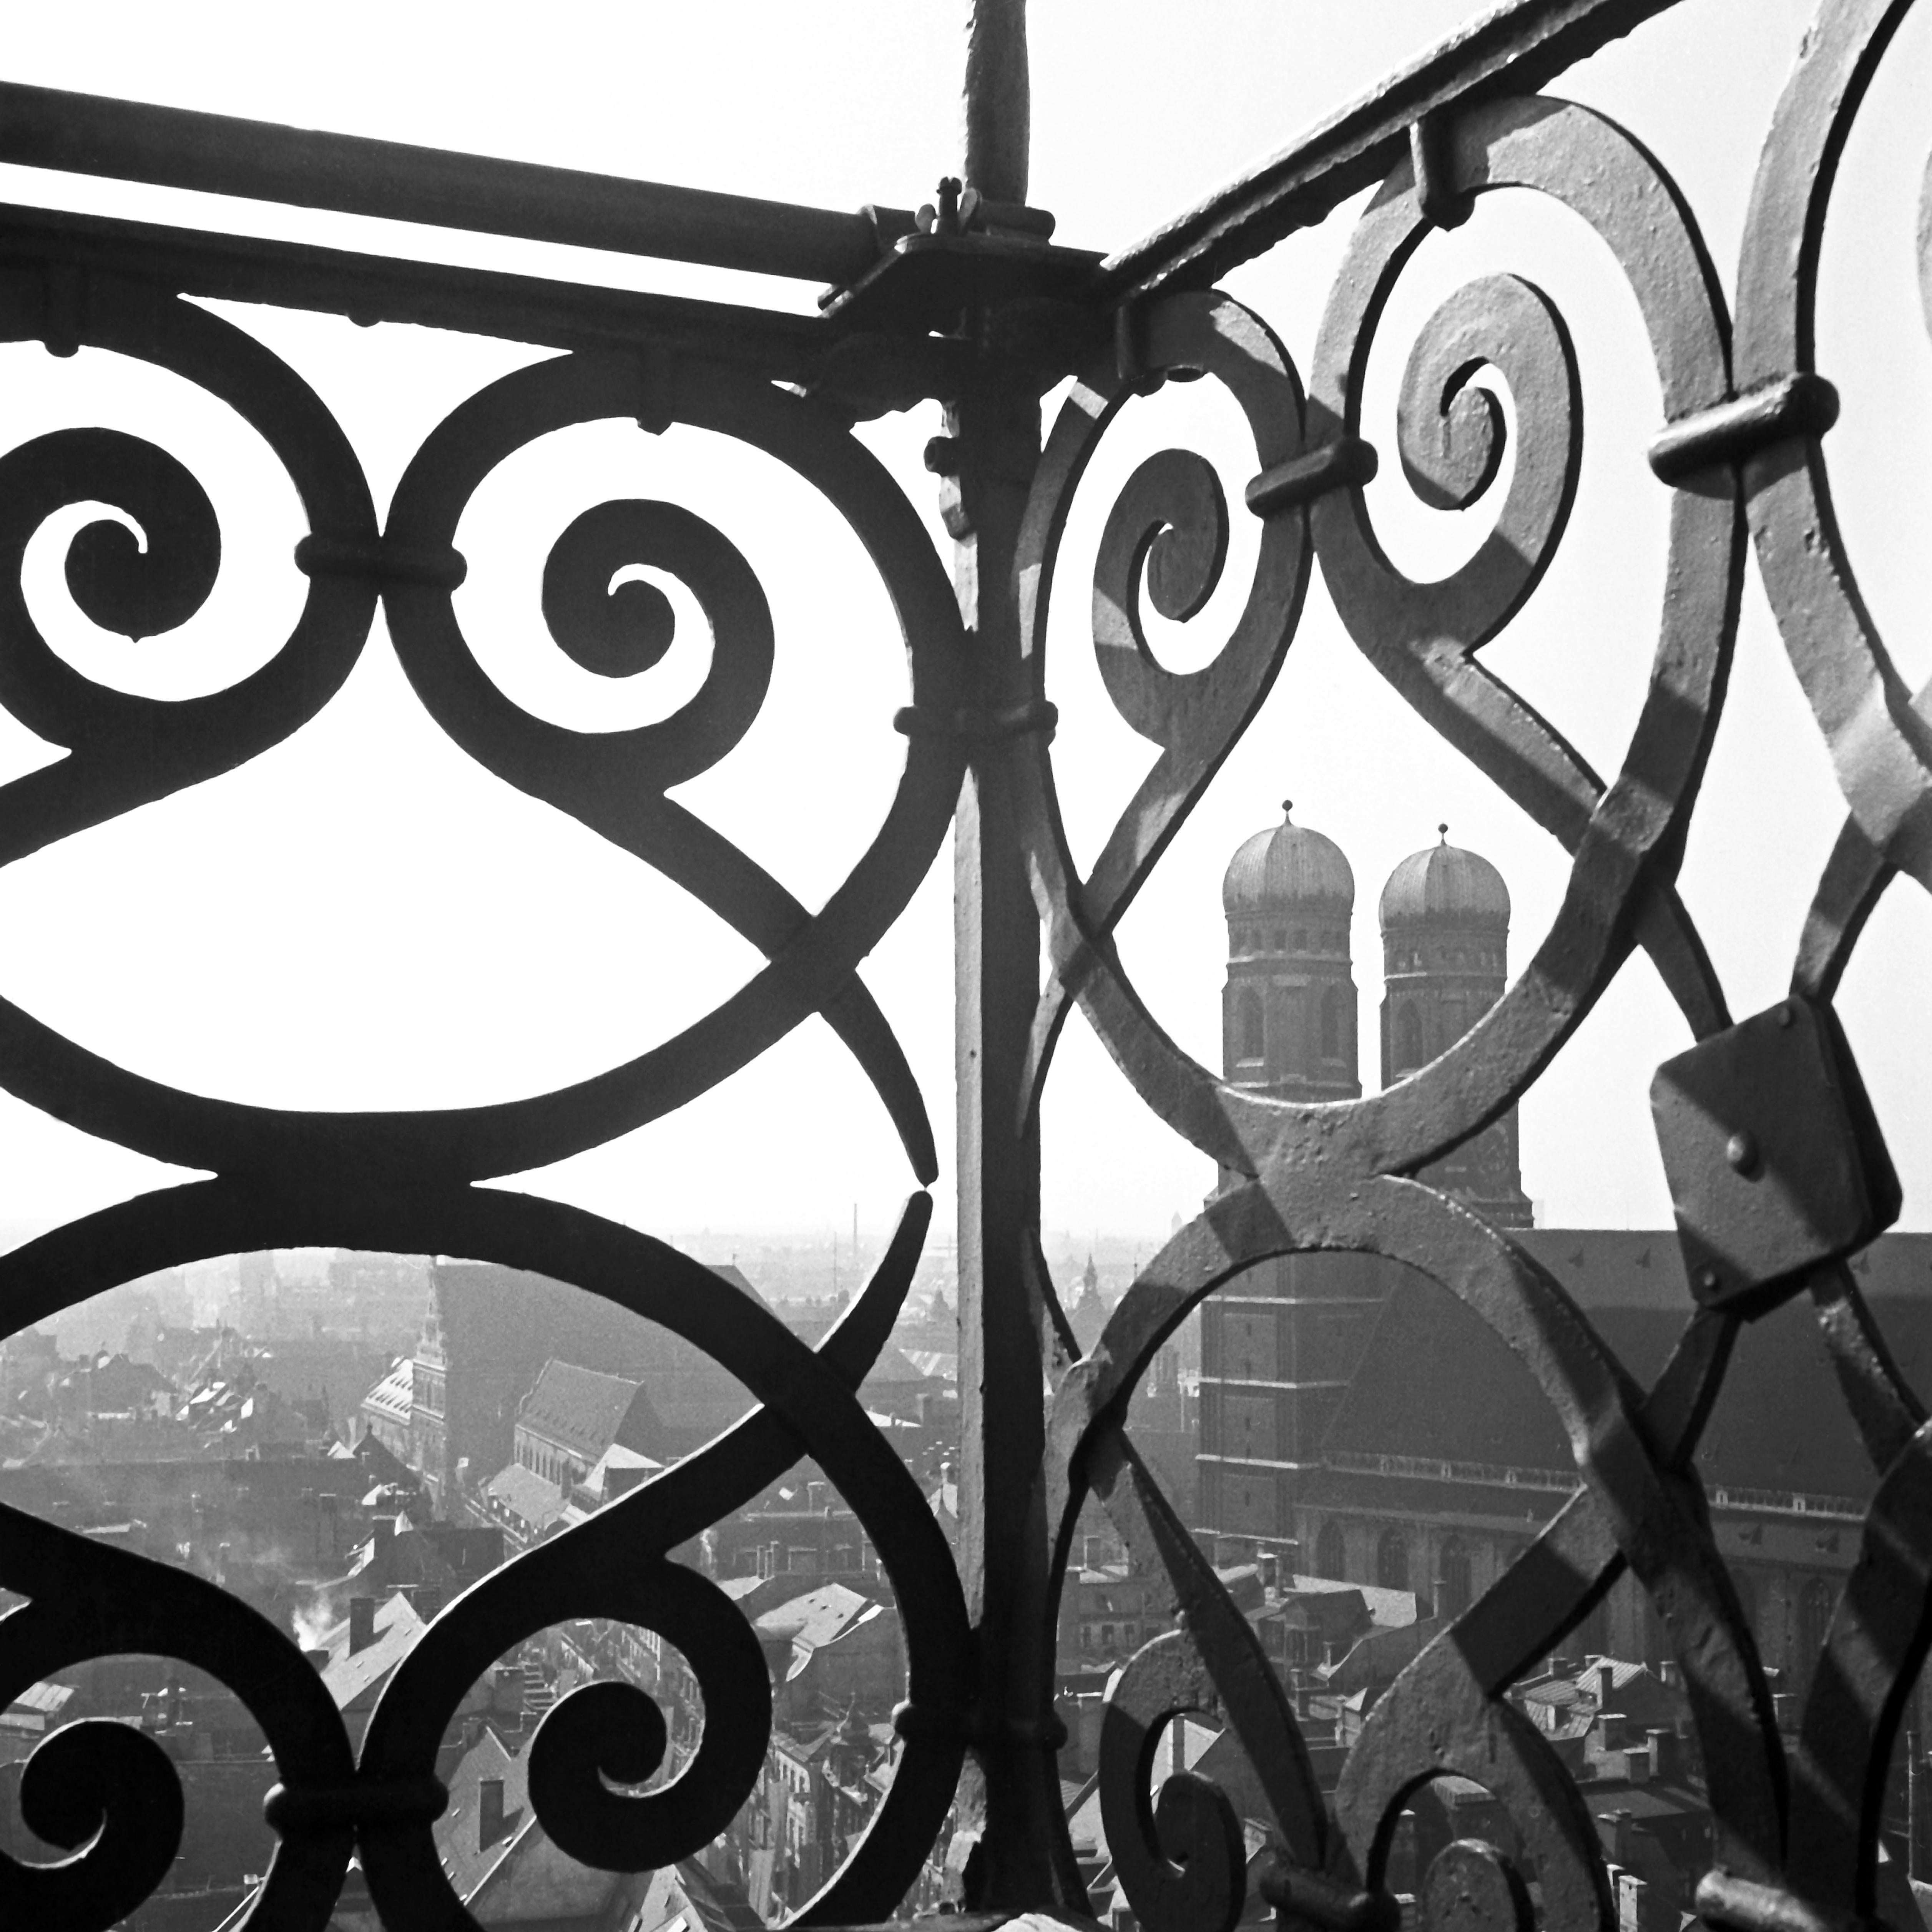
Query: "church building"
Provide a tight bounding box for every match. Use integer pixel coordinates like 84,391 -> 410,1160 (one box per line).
1194,805 -> 1932,1718
1198,805 -> 1531,1551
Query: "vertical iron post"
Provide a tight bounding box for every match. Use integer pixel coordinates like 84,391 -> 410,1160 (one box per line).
946,0 -> 1070,1908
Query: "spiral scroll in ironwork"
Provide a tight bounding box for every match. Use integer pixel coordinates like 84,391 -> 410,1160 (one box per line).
377,349 -> 964,1190
0,1179 -> 968,1931
1096,1633 -> 1248,1932
1301,92 -> 1739,1170
0,1502 -> 362,1930
0,280 -> 378,856
1013,289 -> 1312,1337
1018,97 -> 1736,1242
1047,1156 -> 1784,1931
1018,93 -> 1755,1932
0,342 -> 961,1195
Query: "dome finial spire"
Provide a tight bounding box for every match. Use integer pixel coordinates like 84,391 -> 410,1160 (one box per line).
1282,799 -> 1293,820
1438,822 -> 1449,843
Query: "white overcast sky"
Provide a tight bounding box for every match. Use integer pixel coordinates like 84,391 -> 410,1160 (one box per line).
0,2 -> 1926,1252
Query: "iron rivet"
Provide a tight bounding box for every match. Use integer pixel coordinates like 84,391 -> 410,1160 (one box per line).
1726,1130 -> 1761,1177
1698,1266 -> 1720,1291
1775,1003 -> 1794,1028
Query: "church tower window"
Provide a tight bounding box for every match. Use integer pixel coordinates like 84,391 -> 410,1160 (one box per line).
1236,989 -> 1264,1062
1395,1002 -> 1423,1073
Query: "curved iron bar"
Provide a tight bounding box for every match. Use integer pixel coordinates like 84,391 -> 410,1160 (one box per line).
1017,96 -> 1738,1210
0,1181 -> 967,1932
0,346 -> 965,1191
1733,0 -> 1932,887
0,4 -> 1931,1929
1014,87 -> 1772,1932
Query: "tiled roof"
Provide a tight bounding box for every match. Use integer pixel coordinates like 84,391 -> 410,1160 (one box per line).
516,1359 -> 648,1459
359,1360 -> 413,1424
319,1592 -> 425,1713
484,1461 -> 567,1535
650,1859 -> 766,1932
435,1729 -> 526,1903
754,1582 -> 875,1654
1284,1573 -> 1418,1628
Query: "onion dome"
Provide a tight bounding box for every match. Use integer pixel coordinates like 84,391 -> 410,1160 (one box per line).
1222,802 -> 1354,914
1379,825 -> 1510,929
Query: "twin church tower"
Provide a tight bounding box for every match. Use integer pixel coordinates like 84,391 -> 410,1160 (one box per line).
1220,803 -> 1531,1226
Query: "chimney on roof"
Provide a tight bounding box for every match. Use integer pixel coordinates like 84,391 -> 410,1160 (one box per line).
371,1515 -> 395,1546
1648,1726 -> 1678,1782
1624,1744 -> 1650,1784
1596,1661 -> 1615,1709
349,1596 -> 377,1655
412,1586 -> 444,1622
479,1776 -> 507,1850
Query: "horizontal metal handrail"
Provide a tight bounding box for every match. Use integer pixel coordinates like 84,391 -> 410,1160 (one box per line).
0,201 -> 977,405
0,79 -> 915,286
1096,0 -> 1683,305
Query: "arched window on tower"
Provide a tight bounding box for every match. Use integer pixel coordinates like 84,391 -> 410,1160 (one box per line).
1439,1538 -> 1472,1618
1395,1002 -> 1424,1073
1321,985 -> 1342,1060
1315,1520 -> 1346,1580
1376,1530 -> 1409,1592
1236,989 -> 1264,1062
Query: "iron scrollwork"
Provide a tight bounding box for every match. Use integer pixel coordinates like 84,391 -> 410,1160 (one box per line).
1014,33 -> 1932,1932
1,1 -> 1931,1928
0,279 -> 974,1930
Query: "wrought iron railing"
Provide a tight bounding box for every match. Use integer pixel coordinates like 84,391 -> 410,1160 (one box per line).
0,1 -> 1928,1928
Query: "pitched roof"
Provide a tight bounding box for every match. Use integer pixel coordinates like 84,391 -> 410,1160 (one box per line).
484,1461 -> 568,1536
517,1359 -> 650,1459
359,1360 -> 413,1424
858,1345 -> 935,1386
754,1582 -> 878,1663
1284,1574 -> 1419,1629
633,1859 -> 766,1932
705,1264 -> 769,1305
435,1728 -> 527,1904
319,1592 -> 425,1713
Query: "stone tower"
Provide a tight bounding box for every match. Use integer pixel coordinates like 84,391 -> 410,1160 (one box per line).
1379,828 -> 1533,1228
1220,802 -> 1361,1105
1198,804 -> 1385,1569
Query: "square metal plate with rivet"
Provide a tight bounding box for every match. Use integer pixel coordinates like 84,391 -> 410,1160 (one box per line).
1650,996 -> 1899,1315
